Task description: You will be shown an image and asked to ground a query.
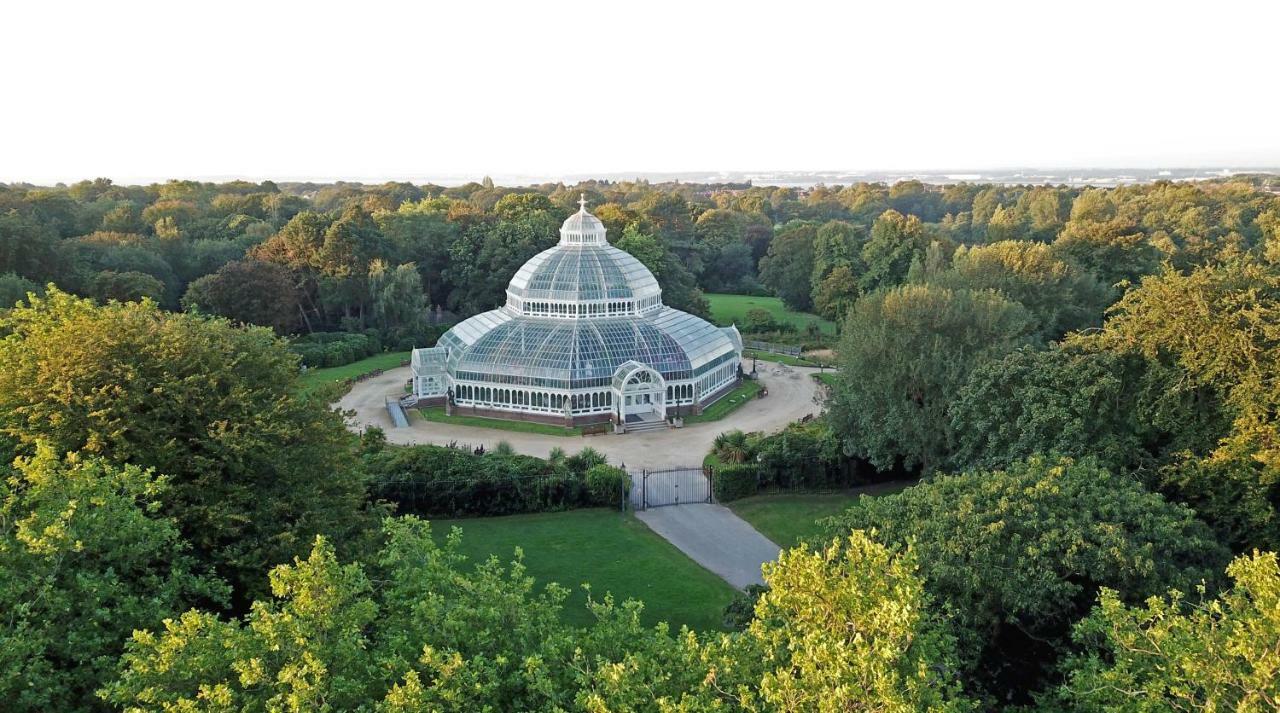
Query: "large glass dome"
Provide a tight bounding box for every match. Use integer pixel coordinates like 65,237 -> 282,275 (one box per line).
412,197 -> 743,428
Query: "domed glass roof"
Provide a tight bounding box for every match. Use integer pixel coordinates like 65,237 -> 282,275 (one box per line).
507,245 -> 660,303
505,196 -> 661,309
433,196 -> 741,391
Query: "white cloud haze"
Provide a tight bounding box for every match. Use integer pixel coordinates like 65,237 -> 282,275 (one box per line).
1,0 -> 1277,183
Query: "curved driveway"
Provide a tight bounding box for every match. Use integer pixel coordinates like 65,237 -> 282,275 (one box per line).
337,363 -> 827,469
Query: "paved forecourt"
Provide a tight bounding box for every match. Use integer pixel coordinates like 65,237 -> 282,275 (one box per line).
338,362 -> 828,470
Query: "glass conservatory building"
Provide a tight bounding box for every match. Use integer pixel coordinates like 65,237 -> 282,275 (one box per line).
411,197 -> 742,430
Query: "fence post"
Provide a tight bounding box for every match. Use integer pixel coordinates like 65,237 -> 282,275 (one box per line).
642,469 -> 648,511
708,466 -> 714,504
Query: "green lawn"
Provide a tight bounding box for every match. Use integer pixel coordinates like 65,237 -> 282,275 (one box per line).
728,482 -> 914,549
811,371 -> 839,387
419,406 -> 583,436
684,379 -> 763,424
706,293 -> 836,335
298,351 -> 410,393
743,349 -> 820,368
431,509 -> 738,631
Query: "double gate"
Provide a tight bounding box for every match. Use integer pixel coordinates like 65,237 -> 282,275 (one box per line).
628,467 -> 712,510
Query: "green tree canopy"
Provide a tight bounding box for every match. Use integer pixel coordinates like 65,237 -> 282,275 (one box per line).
820,456 -> 1230,704
948,346 -> 1152,473
0,447 -> 225,712
859,209 -> 933,293
1083,259 -> 1280,551
1060,551 -> 1280,712
932,240 -> 1111,339
0,289 -> 375,596
86,269 -> 166,304
758,220 -> 818,311
828,284 -> 1035,471
181,259 -> 301,333
105,520 -> 975,712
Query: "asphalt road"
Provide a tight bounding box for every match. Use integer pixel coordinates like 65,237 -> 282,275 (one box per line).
637,503 -> 782,590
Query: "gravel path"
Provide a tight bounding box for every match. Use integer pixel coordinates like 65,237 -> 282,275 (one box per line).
337,362 -> 829,470
636,504 -> 781,590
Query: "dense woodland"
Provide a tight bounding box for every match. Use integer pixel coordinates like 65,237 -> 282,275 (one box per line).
2,175 -> 1280,711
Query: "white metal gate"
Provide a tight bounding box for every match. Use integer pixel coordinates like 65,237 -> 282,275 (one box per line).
628,467 -> 711,510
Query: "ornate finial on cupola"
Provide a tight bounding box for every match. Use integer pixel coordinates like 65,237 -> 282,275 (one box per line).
579,193 -> 588,211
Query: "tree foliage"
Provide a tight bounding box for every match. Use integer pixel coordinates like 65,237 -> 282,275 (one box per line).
1060,551 -> 1280,712
104,520 -> 975,712
0,447 -> 225,712
829,284 -> 1035,472
821,456 -> 1230,704
0,289 -> 374,595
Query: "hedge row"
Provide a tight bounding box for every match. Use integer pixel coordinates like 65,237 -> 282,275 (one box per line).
711,421 -> 864,502
291,325 -> 454,369
364,443 -> 627,517
713,464 -> 761,502
290,331 -> 382,368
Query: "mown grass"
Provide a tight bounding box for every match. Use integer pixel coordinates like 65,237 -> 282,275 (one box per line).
431,509 -> 738,630
742,349 -> 820,367
419,406 -> 583,436
706,293 -> 836,335
728,482 -> 914,550
297,351 -> 411,394
811,371 -> 839,387
684,379 -> 764,424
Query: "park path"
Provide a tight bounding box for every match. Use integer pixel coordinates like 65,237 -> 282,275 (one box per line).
338,362 -> 829,470
637,504 -> 781,590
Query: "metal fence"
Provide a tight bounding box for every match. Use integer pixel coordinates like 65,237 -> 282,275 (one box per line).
628,467 -> 712,510
744,339 -> 803,357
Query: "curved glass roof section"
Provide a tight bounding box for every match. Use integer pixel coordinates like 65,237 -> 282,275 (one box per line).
507,245 -> 661,303
438,306 -> 737,386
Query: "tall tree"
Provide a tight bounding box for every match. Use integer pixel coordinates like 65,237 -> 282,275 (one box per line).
829,284 -> 1035,472
859,209 -> 932,293
758,220 -> 818,311
182,259 -> 301,333
932,240 -> 1111,339
822,456 -> 1229,705
0,290 -> 375,596
1060,551 -> 1280,712
0,447 -> 225,712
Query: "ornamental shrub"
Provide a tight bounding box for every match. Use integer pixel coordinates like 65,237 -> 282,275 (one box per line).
585,464 -> 629,506
713,463 -> 760,501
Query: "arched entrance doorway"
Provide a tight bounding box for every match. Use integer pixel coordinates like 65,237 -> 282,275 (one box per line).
612,360 -> 666,427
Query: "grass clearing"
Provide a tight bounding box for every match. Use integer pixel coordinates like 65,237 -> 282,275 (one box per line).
419,406 -> 583,436
684,379 -> 763,424
811,372 -> 839,387
431,508 -> 737,631
706,293 -> 836,335
729,482 -> 914,549
743,349 -> 819,368
298,351 -> 410,394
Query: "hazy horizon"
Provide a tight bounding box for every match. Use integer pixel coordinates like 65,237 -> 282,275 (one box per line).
5,166 -> 1275,190
3,0 -> 1277,184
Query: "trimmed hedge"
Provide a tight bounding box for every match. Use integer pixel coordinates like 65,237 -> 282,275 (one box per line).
290,330 -> 382,368
291,325 -> 453,368
713,463 -> 761,502
365,444 -> 623,517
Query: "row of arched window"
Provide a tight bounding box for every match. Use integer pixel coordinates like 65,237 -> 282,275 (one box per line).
665,383 -> 695,403
521,300 -> 636,318
454,383 -> 615,414
698,362 -> 737,397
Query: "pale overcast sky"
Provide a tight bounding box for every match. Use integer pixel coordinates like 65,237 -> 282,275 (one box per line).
1,0 -> 1277,184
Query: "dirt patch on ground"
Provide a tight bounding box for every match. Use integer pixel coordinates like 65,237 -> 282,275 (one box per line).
803,348 -> 836,363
